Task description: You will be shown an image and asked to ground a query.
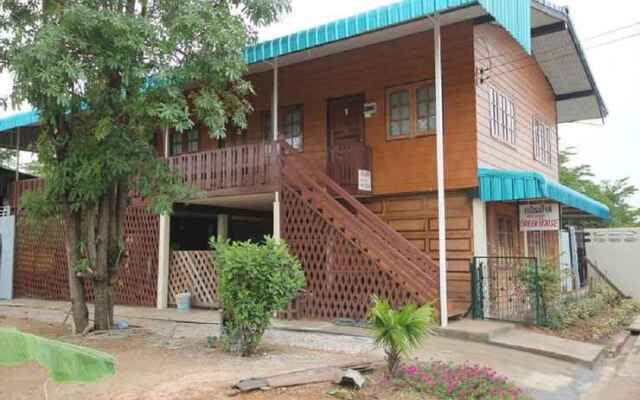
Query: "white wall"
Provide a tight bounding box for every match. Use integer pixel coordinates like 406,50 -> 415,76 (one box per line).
0,214 -> 16,299
585,228 -> 640,299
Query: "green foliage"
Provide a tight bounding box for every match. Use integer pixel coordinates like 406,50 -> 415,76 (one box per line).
560,147 -> 640,227
368,296 -> 435,377
548,281 -> 640,337
212,237 -> 304,356
518,262 -> 562,324
0,0 -> 291,216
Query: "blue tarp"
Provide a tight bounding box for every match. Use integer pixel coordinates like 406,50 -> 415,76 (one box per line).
478,168 -> 610,220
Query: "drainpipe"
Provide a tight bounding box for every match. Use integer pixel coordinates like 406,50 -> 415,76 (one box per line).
157,127 -> 171,309
272,58 -> 281,241
432,15 -> 448,327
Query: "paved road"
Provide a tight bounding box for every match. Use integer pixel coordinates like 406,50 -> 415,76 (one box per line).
582,335 -> 640,400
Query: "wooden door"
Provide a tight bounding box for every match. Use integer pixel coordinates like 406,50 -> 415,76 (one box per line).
327,94 -> 365,148
326,95 -> 370,193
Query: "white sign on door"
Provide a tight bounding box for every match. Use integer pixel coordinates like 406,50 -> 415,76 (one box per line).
519,203 -> 560,232
358,169 -> 372,192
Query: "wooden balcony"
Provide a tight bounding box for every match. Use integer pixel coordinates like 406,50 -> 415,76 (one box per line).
328,142 -> 373,195
167,142 -> 280,197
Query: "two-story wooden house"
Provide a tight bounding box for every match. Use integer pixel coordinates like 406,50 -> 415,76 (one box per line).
1,0 -> 609,323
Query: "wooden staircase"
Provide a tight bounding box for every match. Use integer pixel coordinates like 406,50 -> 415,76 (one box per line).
279,141 -> 439,308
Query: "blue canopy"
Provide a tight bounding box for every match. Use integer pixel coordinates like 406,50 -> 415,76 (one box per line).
478,168 -> 610,220
0,109 -> 40,133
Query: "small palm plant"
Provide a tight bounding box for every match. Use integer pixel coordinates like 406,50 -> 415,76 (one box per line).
368,296 -> 436,377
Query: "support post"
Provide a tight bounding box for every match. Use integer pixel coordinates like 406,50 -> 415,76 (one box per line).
272,58 -> 281,241
433,16 -> 448,327
157,127 -> 171,309
217,214 -> 229,241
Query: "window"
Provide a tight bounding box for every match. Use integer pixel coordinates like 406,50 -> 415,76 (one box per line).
260,106 -> 304,149
533,118 -> 554,165
282,105 -> 303,150
387,81 -> 437,139
389,89 -> 411,137
416,85 -> 436,133
186,128 -> 199,153
490,88 -> 516,145
170,131 -> 182,156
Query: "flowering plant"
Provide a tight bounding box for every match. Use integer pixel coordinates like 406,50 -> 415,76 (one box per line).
399,361 -> 532,400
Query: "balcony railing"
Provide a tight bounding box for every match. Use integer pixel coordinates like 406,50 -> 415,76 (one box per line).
167,141 -> 280,195
328,142 -> 373,195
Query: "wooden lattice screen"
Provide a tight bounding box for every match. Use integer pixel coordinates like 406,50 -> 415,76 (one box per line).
168,250 -> 218,308
13,205 -> 159,307
280,183 -> 420,321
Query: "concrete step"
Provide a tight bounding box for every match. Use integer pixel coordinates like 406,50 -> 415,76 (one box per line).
438,319 -> 606,369
490,328 -> 605,369
437,319 -> 515,342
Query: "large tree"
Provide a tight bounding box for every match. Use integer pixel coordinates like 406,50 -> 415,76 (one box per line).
0,0 -> 290,332
560,147 -> 640,228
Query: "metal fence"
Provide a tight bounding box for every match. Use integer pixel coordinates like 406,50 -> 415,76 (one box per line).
470,257 -> 542,325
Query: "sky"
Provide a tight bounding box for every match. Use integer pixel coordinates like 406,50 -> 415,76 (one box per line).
1,0 -> 639,205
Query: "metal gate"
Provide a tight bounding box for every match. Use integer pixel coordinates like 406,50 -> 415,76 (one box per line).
470,257 -> 542,324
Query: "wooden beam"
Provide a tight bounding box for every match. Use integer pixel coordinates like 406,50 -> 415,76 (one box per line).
556,90 -> 595,102
532,22 -> 566,38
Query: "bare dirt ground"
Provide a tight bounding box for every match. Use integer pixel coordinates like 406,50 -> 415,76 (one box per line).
0,315 -> 369,400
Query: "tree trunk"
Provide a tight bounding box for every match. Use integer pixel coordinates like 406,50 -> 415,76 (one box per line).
93,280 -> 112,330
63,206 -> 89,333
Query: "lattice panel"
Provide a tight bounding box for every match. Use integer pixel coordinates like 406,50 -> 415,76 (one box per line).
168,250 -> 218,308
14,206 -> 159,307
280,184 -> 419,321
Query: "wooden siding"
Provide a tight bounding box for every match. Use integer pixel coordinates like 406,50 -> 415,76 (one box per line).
474,23 -> 559,180
363,191 -> 474,316
161,22 -> 478,196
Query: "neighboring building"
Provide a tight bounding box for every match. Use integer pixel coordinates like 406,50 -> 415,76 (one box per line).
0,0 -> 609,322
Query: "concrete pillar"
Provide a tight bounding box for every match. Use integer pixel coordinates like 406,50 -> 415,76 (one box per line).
156,127 -> 171,309
472,199 -> 488,257
156,214 -> 170,309
272,58 -> 281,242
217,214 -> 229,241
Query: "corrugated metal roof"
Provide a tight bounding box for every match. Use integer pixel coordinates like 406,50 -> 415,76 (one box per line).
478,168 -> 610,220
0,109 -> 40,133
0,0 -> 534,134
245,0 -> 531,64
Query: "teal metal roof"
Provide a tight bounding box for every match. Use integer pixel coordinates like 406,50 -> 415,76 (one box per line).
0,109 -> 40,133
0,0 -> 532,134
478,168 -> 610,220
245,0 -> 531,64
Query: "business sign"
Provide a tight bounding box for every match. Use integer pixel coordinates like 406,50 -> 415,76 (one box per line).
358,169 -> 372,192
519,203 -> 560,232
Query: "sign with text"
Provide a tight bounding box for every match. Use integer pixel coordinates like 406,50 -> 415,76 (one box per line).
519,203 -> 560,232
358,169 -> 372,192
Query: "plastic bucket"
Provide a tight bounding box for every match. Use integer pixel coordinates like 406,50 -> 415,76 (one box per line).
176,292 -> 191,311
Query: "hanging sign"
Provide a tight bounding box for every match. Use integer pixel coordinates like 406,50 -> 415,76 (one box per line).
358,169 -> 372,192
519,203 -> 560,232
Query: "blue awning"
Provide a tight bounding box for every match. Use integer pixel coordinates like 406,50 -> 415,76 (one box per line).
0,109 -> 40,133
478,168 -> 610,220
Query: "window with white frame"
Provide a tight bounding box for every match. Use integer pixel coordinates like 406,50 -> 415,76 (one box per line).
533,118 -> 554,165
282,105 -> 303,150
490,88 -> 516,145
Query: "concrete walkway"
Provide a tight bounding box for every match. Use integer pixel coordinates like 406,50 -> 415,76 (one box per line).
0,299 -> 605,400
440,319 -> 605,368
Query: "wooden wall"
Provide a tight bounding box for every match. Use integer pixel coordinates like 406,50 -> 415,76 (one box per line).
474,23 -> 559,180
161,21 -> 479,196
363,191 -> 474,316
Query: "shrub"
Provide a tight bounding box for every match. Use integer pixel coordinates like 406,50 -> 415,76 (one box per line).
368,296 -> 435,377
400,361 -> 532,400
212,237 -> 305,356
519,261 -> 562,324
